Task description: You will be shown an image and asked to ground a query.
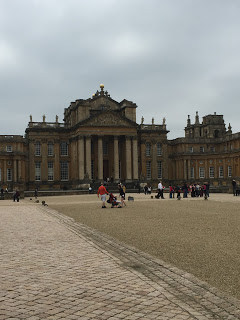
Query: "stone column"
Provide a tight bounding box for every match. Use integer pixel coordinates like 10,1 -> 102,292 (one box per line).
114,136 -> 119,181
184,159 -> 187,180
98,136 -> 103,180
18,160 -> 22,181
132,136 -> 138,180
125,136 -> 132,180
85,136 -> 92,180
3,160 -> 6,183
78,136 -> 84,180
13,160 -> 17,182
41,141 -> 48,181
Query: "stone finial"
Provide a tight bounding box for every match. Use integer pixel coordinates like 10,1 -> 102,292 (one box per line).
30,115 -> 32,122
187,115 -> 191,126
228,123 -> 232,133
43,114 -> 46,122
163,117 -> 166,125
141,116 -> 144,124
56,115 -> 59,123
195,111 -> 199,124
152,117 -> 154,125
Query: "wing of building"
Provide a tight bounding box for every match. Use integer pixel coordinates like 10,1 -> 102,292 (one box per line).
0,85 -> 239,192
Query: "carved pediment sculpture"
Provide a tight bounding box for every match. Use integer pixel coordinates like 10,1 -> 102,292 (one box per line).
84,111 -> 135,127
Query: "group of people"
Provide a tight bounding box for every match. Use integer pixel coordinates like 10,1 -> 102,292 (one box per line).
153,181 -> 210,199
97,182 -> 126,208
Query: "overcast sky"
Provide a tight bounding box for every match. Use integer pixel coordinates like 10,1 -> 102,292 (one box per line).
1,0 -> 240,139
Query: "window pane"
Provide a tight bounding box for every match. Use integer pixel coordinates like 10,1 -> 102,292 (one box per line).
7,168 -> 12,181
6,145 -> 12,152
35,162 -> 41,181
60,162 -> 69,180
48,143 -> 54,156
60,142 -> 68,156
146,143 -> 151,156
35,142 -> 41,156
219,166 -> 224,178
157,143 -> 162,156
146,161 -> 151,179
209,167 -> 214,178
228,166 -> 232,177
190,167 -> 194,179
199,167 -> 205,178
48,162 -> 54,181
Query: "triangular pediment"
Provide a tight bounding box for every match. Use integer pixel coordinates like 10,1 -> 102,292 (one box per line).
80,111 -> 137,127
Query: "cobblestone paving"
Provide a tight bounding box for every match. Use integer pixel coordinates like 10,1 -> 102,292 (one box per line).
1,202 -> 240,319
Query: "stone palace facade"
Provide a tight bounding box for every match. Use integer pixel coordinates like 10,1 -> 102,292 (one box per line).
1,84 -> 240,192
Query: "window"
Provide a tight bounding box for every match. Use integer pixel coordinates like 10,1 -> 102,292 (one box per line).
219,166 -> 224,178
6,145 -> 12,152
48,142 -> 54,156
7,168 -> 12,181
157,143 -> 162,156
146,143 -> 151,156
35,162 -> 41,181
228,166 -> 232,177
48,162 -> 54,181
200,146 -> 204,153
209,167 -> 214,178
199,167 -> 205,178
210,146 -> 215,152
35,142 -> 41,156
60,162 -> 69,180
157,161 -> 162,179
60,142 -> 68,156
146,161 -> 151,179
189,146 -> 193,153
190,167 -> 194,179
103,141 -> 108,155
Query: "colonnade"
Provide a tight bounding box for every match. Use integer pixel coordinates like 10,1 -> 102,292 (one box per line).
77,135 -> 139,181
1,159 -> 22,183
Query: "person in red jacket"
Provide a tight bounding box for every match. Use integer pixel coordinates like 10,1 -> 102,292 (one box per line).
97,182 -> 109,208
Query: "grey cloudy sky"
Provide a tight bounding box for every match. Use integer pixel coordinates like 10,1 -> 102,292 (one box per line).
1,0 -> 240,139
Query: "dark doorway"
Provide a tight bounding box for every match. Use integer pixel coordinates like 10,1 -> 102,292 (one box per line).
103,160 -> 109,180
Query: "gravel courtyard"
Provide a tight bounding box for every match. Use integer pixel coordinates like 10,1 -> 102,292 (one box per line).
42,192 -> 240,300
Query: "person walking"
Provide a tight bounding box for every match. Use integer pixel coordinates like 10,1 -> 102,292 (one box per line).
232,179 -> 237,196
97,182 -> 109,208
157,181 -> 164,199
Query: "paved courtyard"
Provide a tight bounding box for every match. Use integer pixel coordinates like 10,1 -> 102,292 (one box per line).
1,200 -> 240,319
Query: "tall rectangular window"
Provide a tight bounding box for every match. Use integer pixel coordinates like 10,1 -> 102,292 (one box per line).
157,161 -> 162,179
48,142 -> 54,156
189,146 -> 193,153
60,142 -> 68,156
199,167 -> 205,178
60,162 -> 69,181
228,166 -> 232,177
7,168 -> 12,181
209,167 -> 214,178
190,167 -> 194,179
35,162 -> 41,181
146,161 -> 151,180
48,162 -> 54,181
157,143 -> 162,156
210,146 -> 215,152
200,146 -> 204,153
35,142 -> 41,156
219,166 -> 224,178
146,143 -> 151,156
